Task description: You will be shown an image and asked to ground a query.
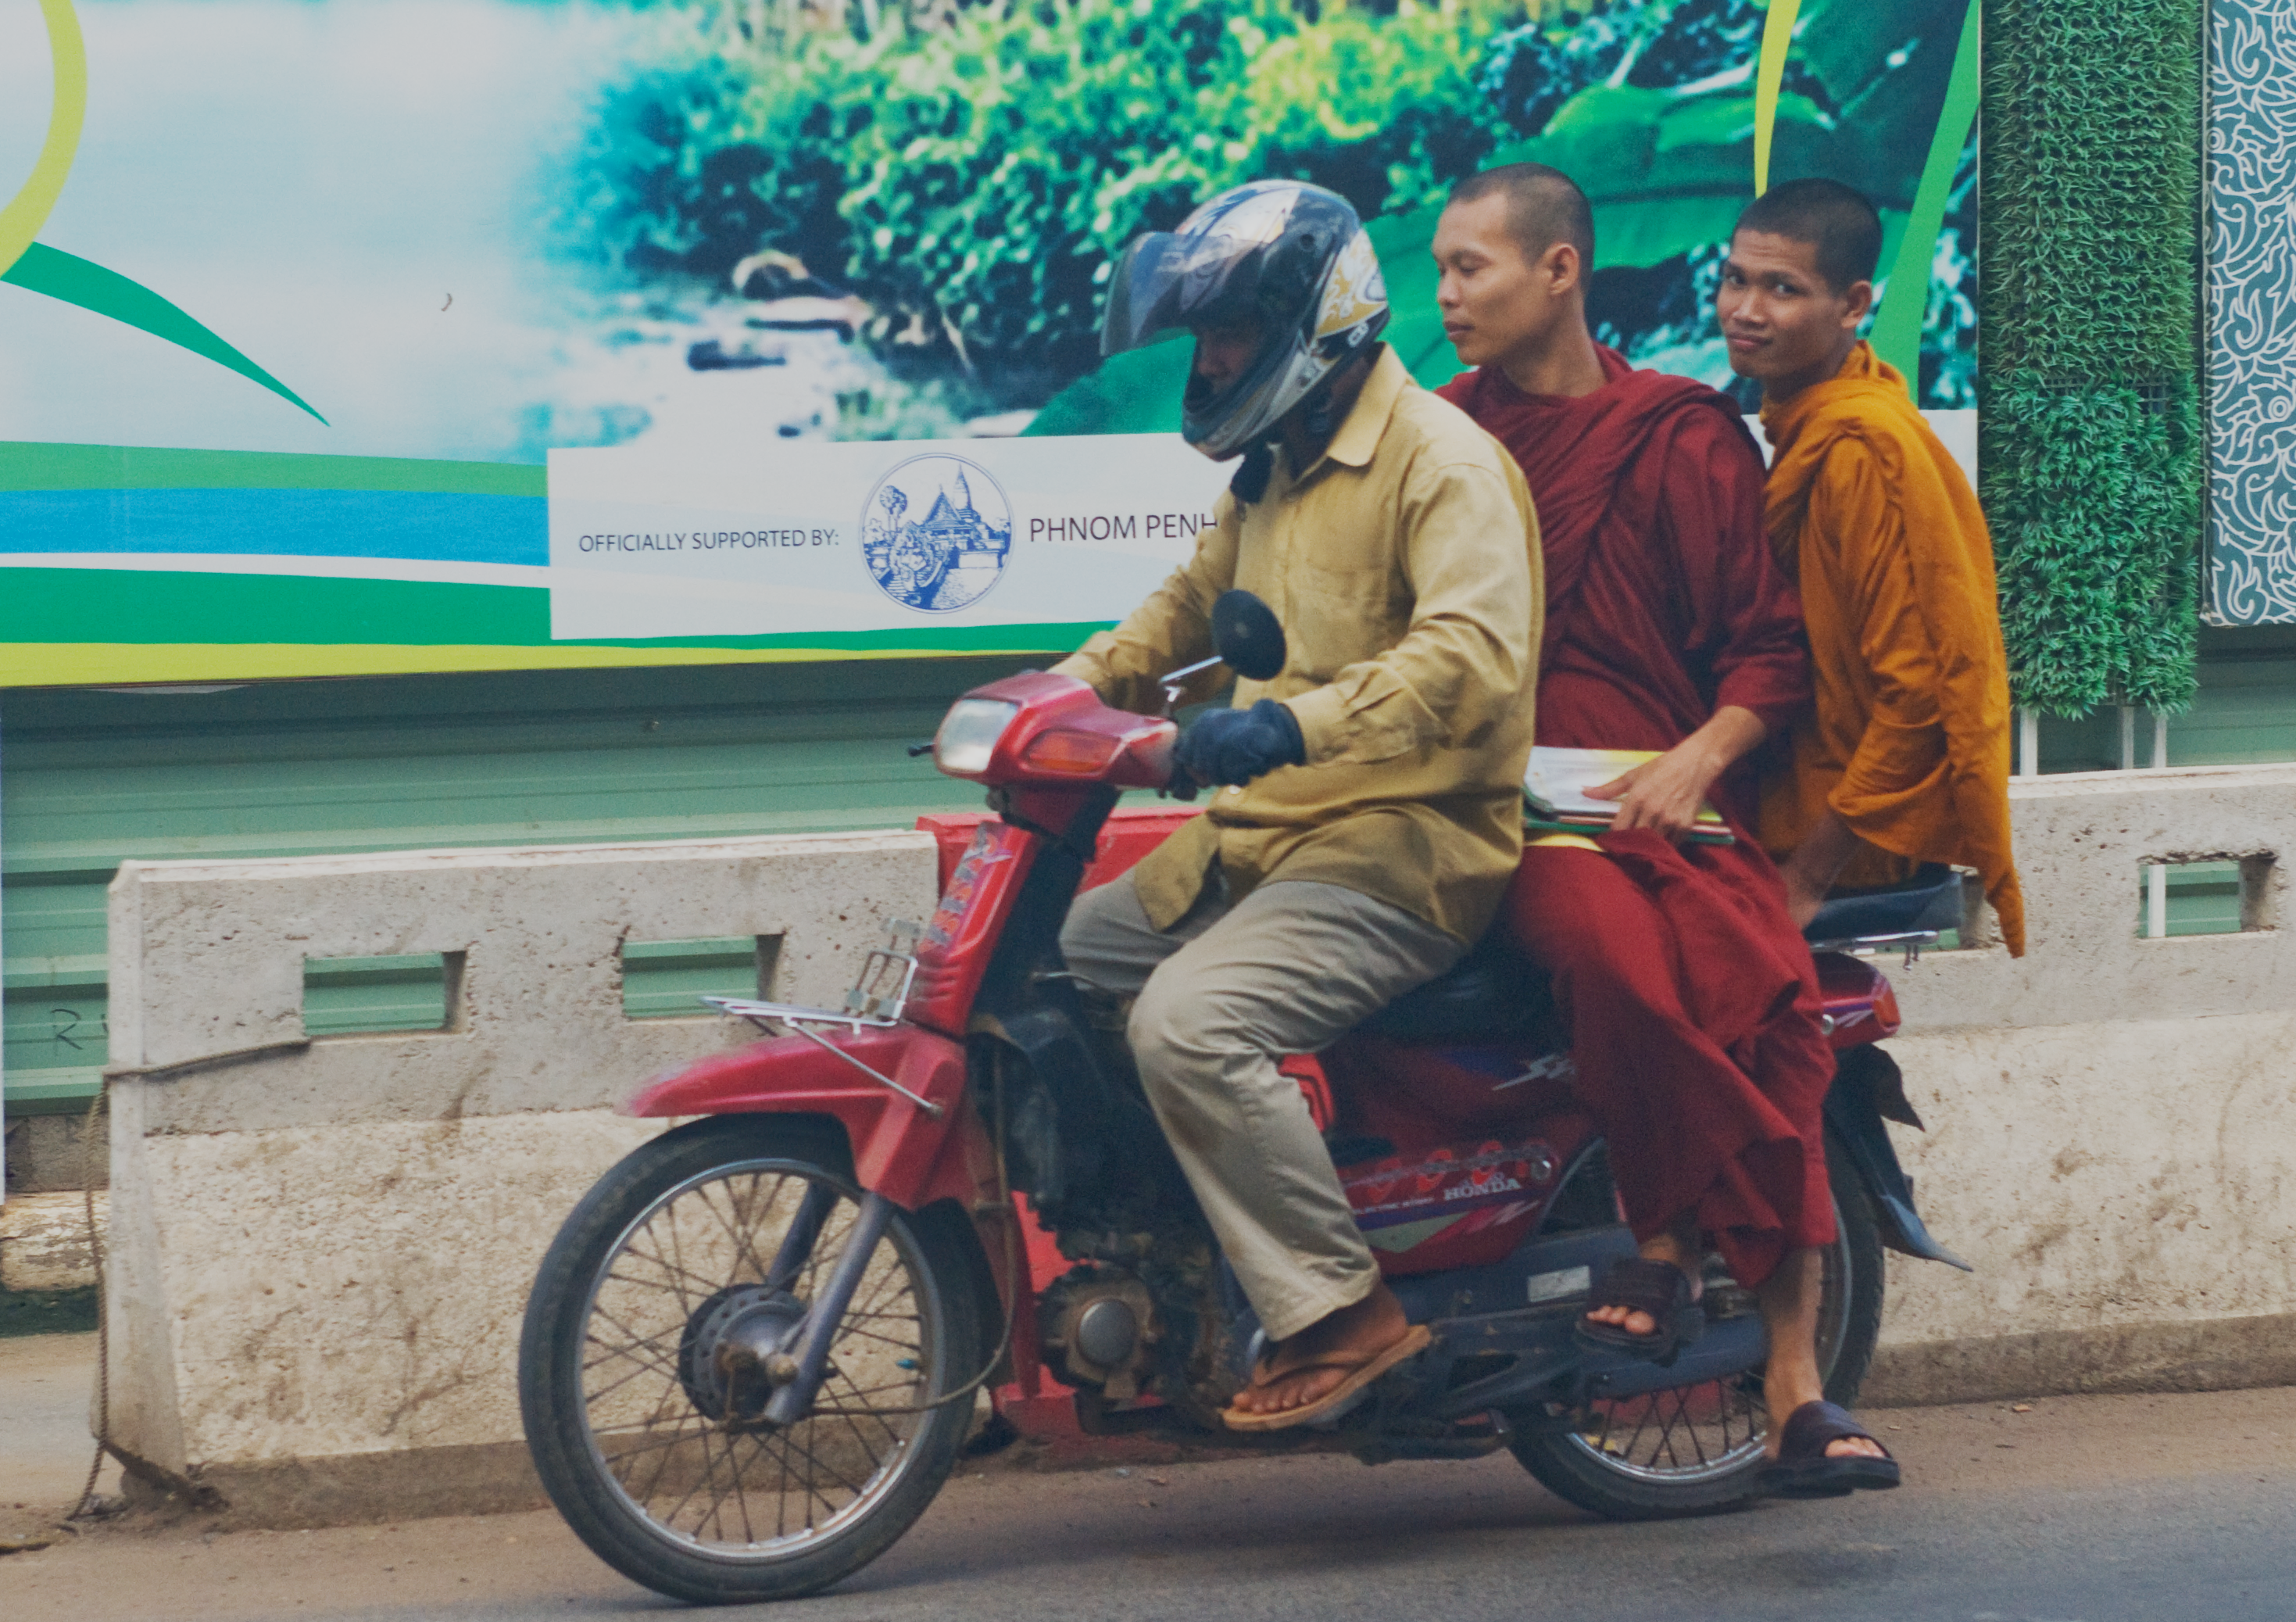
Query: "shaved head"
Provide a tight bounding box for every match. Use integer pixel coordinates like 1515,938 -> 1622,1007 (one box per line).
1733,177 -> 1883,292
1447,163 -> 1595,272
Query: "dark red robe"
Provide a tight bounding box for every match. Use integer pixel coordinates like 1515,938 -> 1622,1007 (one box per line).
1439,348 -> 1835,1288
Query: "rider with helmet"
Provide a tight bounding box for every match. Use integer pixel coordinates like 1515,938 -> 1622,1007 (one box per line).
1055,181 -> 1543,1430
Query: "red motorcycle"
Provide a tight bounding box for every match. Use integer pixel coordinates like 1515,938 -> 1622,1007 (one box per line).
517,595 -> 1966,1603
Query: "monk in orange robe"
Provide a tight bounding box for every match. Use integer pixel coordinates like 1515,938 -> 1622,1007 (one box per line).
1719,178 -> 2026,956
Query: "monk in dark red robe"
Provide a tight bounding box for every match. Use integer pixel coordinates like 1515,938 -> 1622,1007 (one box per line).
1433,164 -> 1884,1476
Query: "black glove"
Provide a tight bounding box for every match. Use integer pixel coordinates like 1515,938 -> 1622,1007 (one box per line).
1174,698 -> 1307,787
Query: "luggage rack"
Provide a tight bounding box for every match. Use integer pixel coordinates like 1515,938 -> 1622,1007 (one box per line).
1803,926 -> 1944,965
1802,865 -> 1964,964
699,920 -> 940,1117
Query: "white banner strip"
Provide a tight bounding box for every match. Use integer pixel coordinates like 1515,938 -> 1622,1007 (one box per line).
546,434 -> 1232,641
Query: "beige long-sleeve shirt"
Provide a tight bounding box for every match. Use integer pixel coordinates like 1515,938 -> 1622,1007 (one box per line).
1053,346 -> 1543,945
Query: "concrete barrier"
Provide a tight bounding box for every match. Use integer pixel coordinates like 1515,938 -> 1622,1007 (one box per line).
95,766 -> 2296,1524
102,832 -> 936,1524
1869,763 -> 2296,1404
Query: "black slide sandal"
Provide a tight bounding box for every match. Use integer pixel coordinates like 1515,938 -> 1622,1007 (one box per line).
1758,1399 -> 1902,1498
1573,1255 -> 1704,1363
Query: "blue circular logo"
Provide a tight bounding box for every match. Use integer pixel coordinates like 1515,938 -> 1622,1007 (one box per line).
860,454 -> 1012,614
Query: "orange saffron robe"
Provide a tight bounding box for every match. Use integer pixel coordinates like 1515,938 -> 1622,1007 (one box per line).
1757,342 -> 2026,956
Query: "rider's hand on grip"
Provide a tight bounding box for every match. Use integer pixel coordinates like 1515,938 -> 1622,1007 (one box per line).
1173,698 -> 1306,788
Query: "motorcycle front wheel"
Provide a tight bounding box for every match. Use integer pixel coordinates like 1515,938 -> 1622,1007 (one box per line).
1507,1125 -> 1884,1520
517,1117 -> 989,1603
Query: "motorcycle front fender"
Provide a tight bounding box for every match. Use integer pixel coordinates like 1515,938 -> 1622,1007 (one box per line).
617,1025 -> 996,1216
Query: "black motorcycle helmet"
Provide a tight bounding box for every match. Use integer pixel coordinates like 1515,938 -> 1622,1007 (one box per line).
1101,180 -> 1390,460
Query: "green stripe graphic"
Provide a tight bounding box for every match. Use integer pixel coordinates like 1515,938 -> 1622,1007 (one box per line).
0,440 -> 544,497
1870,0 -> 1982,382
0,567 -> 1107,653
2,243 -> 327,424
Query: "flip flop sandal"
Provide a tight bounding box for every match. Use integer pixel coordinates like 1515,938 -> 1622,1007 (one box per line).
1221,1323 -> 1434,1433
1757,1399 -> 1902,1498
1573,1256 -> 1704,1363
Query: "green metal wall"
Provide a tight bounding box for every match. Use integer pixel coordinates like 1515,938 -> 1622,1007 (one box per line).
2033,627 -> 2296,769
6,630 -> 2294,1116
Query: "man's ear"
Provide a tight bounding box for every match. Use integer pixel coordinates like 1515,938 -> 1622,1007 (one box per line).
1840,278 -> 1876,329
1543,240 -> 1583,299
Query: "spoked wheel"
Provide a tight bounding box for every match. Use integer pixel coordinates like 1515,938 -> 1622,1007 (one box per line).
1509,1126 -> 1883,1519
518,1118 -> 989,1603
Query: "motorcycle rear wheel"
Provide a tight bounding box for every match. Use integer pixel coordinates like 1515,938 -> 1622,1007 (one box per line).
1507,1125 -> 1884,1520
517,1117 -> 988,1603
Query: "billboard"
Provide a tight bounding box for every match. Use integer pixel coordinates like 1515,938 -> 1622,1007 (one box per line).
0,0 -> 1979,686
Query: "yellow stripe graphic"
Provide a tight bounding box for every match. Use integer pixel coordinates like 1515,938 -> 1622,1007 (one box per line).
0,0 -> 86,280
1752,0 -> 1802,198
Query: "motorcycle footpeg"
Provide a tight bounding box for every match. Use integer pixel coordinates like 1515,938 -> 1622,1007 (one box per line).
1300,1383 -> 1375,1432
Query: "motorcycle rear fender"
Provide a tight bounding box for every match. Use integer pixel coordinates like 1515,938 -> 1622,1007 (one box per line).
1824,1046 -> 1972,1271
617,1026 -> 996,1216
1813,949 -> 1903,1049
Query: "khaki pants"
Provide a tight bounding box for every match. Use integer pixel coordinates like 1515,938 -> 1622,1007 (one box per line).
1060,872 -> 1464,1341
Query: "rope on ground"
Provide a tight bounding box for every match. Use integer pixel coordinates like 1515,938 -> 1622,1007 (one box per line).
100,1037 -> 310,1085
68,1085 -> 109,1520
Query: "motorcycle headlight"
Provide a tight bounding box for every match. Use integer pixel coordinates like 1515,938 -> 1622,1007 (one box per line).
934,699 -> 1020,776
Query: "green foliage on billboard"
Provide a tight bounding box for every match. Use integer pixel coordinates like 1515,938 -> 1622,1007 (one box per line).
580,0 -> 1982,431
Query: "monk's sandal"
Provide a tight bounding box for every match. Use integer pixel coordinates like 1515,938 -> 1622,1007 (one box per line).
1757,1400 -> 1901,1498
1573,1256 -> 1704,1365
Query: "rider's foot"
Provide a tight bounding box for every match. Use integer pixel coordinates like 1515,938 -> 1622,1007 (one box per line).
1582,1230 -> 1701,1341
1757,1246 -> 1887,1464
1229,1284 -> 1412,1417
1762,1372 -> 1890,1463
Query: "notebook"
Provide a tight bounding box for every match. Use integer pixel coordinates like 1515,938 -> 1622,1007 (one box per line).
1522,746 -> 1733,844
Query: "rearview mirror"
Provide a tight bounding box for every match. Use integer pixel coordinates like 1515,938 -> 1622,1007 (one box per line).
1211,590 -> 1286,683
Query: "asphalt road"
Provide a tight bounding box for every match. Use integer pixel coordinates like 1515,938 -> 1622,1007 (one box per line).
9,1385 -> 2294,1622
0,1330 -> 108,1510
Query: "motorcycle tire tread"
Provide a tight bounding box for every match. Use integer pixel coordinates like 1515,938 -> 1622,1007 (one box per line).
517,1115 -> 989,1604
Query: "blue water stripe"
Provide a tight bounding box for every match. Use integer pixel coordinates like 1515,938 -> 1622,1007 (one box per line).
0,488 -> 547,565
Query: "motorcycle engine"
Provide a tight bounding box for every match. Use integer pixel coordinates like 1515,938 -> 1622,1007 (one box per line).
1039,1263 -> 1161,1400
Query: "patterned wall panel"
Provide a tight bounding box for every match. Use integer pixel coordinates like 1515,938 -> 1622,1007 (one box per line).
2208,0 -> 2296,624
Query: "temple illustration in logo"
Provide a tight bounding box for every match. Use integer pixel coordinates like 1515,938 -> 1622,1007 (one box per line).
860,456 -> 1013,613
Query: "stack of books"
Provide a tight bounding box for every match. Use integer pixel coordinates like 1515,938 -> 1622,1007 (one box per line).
1522,746 -> 1735,845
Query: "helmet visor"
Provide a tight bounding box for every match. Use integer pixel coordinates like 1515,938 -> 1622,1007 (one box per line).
1101,231 -> 1265,358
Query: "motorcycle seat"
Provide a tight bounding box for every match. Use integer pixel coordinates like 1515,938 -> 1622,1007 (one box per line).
1359,865 -> 1958,1043
1804,863 -> 1962,947
1359,937 -> 1556,1043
